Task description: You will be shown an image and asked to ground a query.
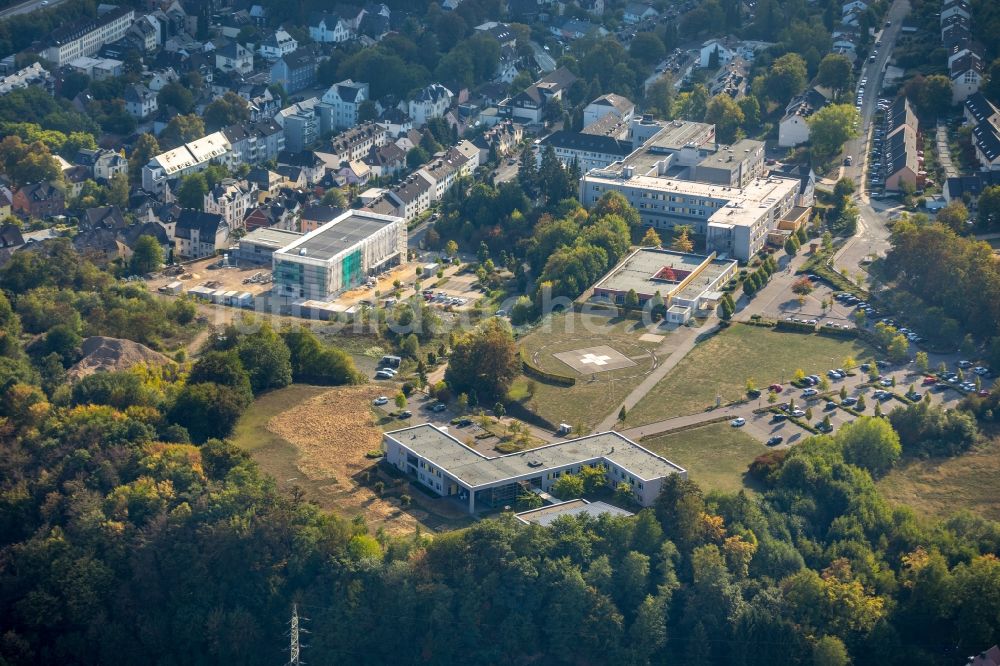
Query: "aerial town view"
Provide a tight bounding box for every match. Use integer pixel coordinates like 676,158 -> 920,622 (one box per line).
0,0 -> 998,661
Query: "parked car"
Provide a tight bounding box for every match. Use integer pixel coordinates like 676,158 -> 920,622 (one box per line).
841,397 -> 857,406
803,388 -> 818,397
792,409 -> 806,417
374,370 -> 394,380
817,422 -> 834,433
730,417 -> 746,427
373,396 -> 389,406
398,410 -> 412,419
768,383 -> 783,392
957,360 -> 973,368
430,403 -> 447,412
767,436 -> 784,446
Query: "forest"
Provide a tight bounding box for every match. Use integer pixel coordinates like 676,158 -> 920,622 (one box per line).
0,238 -> 998,665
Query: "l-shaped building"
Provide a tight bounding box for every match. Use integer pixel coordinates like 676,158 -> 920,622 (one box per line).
383,423 -> 686,513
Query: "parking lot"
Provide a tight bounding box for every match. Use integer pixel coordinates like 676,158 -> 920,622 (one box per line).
866,98 -> 895,194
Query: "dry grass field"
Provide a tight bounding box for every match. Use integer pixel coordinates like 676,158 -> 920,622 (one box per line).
232,384 -> 447,535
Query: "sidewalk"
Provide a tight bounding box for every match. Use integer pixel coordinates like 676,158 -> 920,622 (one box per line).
594,316 -> 720,432
936,122 -> 958,179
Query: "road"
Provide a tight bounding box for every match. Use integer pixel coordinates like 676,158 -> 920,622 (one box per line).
621,360 -> 969,447
0,0 -> 67,19
833,0 -> 911,272
530,42 -> 556,73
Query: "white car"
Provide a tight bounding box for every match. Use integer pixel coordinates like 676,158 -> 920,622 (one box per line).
730,417 -> 746,427
792,409 -> 806,417
373,396 -> 389,406
802,388 -> 818,397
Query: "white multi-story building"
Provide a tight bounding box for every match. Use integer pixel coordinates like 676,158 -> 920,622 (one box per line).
142,132 -> 232,194
42,6 -> 135,67
408,83 -> 453,126
383,424 -> 686,513
204,179 -> 257,231
321,79 -> 369,130
308,12 -> 354,43
258,28 -> 297,60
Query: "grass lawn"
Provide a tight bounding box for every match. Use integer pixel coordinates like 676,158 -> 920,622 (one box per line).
641,422 -> 766,494
628,324 -> 878,425
878,435 -> 1000,521
513,311 -> 665,432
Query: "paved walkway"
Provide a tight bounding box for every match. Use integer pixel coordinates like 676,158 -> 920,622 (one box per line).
936,122 -> 959,179
594,317 -> 720,432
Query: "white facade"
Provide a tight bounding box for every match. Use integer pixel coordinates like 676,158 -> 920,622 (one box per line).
42,7 -> 135,67
321,79 -> 370,130
383,424 -> 686,514
258,29 -> 298,60
204,180 -> 257,231
408,84 -> 453,127
309,15 -> 353,43
779,113 -> 810,147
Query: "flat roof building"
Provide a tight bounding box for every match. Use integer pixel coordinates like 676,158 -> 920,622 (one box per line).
591,248 -> 737,322
515,499 -> 633,525
236,227 -> 303,265
272,209 -> 405,301
383,423 -> 686,513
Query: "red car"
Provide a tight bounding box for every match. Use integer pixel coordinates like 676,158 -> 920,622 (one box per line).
922,376 -> 937,385
769,383 -> 783,392
979,390 -> 991,397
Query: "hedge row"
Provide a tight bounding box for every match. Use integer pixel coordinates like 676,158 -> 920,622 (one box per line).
817,325 -> 859,339
519,348 -> 576,386
775,320 -> 818,334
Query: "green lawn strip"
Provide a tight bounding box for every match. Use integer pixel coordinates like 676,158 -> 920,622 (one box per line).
628,324 -> 877,425
640,422 -> 767,494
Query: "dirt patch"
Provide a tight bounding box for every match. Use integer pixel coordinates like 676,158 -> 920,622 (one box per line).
67,336 -> 173,380
265,385 -> 420,534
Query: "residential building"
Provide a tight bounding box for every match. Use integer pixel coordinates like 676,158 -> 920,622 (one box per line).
215,42 -> 253,75
321,79 -> 369,130
409,84 -> 454,127
272,209 -> 407,301
472,119 -> 523,161
299,203 -> 345,233
128,14 -> 160,52
42,6 -> 135,67
499,67 -> 577,124
76,148 -> 127,182
364,172 -> 433,222
583,93 -> 635,128
67,56 -> 123,80
258,28 -> 297,60
623,2 -> 658,23
590,248 -> 738,323
124,83 -> 157,119
363,142 -> 406,178
327,121 -> 388,164
148,68 -> 180,92
277,150 -> 325,184
883,97 -> 922,190
281,104 -> 320,152
943,170 -> 1000,201
81,205 -> 127,232
550,19 -> 606,40
173,209 -> 229,259
12,182 -> 65,219
383,423 -> 686,513
204,179 -> 256,231
309,12 -> 353,43
972,119 -> 1000,170
536,131 -> 633,172
416,148 -> 473,201
951,50 -> 984,104
964,92 -> 1000,170
0,62 -> 52,95
779,88 -> 829,147
269,50 -> 316,94
222,120 -> 285,167
142,132 -> 232,194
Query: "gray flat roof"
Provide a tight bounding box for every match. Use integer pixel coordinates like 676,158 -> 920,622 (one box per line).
241,227 -> 302,250
593,248 -> 735,298
516,499 -> 634,525
275,210 -> 400,262
386,424 -> 686,488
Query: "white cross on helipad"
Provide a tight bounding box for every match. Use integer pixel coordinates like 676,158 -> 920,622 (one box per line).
580,353 -> 612,366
